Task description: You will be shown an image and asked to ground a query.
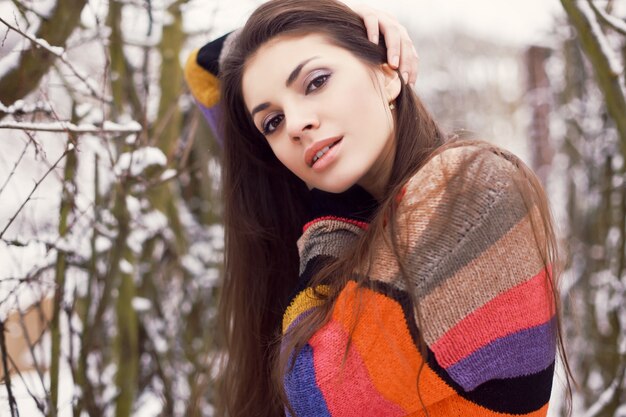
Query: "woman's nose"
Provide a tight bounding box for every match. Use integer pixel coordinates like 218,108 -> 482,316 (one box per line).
286,107 -> 319,142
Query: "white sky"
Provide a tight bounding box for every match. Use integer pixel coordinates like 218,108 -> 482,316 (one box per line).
187,0 -> 567,46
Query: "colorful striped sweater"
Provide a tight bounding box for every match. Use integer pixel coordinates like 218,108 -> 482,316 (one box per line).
184,39 -> 557,416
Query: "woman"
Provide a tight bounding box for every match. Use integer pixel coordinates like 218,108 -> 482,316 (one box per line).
185,1 -> 573,416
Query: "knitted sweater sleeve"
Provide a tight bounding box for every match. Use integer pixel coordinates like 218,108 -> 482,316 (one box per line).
372,144 -> 557,390
183,31 -> 237,145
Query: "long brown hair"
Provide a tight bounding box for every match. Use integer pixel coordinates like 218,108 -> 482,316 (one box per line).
217,1 -> 574,416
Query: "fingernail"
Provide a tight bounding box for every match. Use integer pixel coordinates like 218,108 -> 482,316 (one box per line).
391,55 -> 399,67
402,72 -> 409,84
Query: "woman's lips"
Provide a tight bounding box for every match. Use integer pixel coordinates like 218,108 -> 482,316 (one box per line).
305,136 -> 343,167
311,138 -> 342,172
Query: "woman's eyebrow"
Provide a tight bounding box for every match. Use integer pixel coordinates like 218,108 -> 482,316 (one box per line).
285,56 -> 320,87
250,56 -> 322,118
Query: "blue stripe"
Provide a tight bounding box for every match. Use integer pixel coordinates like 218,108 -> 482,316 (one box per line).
284,343 -> 331,417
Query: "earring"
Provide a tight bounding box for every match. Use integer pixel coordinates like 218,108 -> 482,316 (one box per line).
389,102 -> 396,110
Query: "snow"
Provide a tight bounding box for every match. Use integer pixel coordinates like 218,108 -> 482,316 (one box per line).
159,169 -> 177,182
589,1 -> 626,34
126,209 -> 169,254
0,38 -> 26,79
131,296 -> 151,312
114,147 -> 167,177
34,37 -> 64,56
119,259 -> 134,274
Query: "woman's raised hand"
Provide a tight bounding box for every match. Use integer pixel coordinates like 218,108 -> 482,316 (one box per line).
351,4 -> 419,86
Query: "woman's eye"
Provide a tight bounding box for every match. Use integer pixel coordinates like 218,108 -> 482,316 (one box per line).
262,114 -> 284,135
305,73 -> 330,94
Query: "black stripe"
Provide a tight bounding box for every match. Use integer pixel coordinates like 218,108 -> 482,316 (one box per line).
286,255 -> 336,304
196,31 -> 232,76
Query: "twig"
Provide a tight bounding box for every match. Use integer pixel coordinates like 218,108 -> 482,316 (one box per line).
6,354 -> 45,412
0,120 -> 141,134
0,140 -> 29,199
0,147 -> 70,240
0,321 -> 20,417
16,302 -> 48,397
9,0 -> 49,22
0,16 -> 112,103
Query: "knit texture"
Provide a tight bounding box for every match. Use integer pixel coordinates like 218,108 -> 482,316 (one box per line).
281,146 -> 556,417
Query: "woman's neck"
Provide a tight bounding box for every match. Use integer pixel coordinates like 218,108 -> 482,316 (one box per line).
357,136 -> 396,201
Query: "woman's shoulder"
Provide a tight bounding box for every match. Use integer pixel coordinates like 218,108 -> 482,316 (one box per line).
399,140 -> 528,213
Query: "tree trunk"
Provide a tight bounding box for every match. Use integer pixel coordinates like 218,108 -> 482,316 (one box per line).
0,0 -> 87,120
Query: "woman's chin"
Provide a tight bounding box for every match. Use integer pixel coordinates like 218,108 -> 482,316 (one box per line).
312,181 -> 356,194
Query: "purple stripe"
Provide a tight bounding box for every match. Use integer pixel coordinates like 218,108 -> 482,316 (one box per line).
285,308 -> 314,336
198,101 -> 224,147
446,317 -> 557,391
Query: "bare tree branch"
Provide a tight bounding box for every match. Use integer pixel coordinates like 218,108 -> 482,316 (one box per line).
0,16 -> 111,104
0,321 -> 20,417
0,121 -> 141,134
0,140 -> 29,199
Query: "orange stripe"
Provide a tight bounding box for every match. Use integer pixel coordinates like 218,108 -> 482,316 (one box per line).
432,268 -> 554,368
330,282 -> 456,410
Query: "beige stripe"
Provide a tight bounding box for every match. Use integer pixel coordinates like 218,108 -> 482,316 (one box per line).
368,145 -> 524,288
420,208 -> 546,345
297,219 -> 363,275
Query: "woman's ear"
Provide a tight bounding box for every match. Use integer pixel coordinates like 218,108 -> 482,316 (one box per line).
380,63 -> 402,102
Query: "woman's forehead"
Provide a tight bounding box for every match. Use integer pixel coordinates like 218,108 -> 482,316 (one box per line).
244,34 -> 337,75
241,34 -> 351,103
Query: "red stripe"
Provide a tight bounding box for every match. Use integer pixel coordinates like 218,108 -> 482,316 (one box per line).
432,267 -> 555,368
310,320 -> 406,416
302,216 -> 369,233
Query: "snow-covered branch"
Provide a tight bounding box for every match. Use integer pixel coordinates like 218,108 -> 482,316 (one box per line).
578,0 -> 624,77
582,360 -> 626,417
560,0 -> 626,154
0,120 -> 142,134
587,0 -> 626,36
0,100 -> 53,116
0,16 -> 112,104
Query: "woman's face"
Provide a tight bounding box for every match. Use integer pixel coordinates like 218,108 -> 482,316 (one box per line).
242,34 -> 401,196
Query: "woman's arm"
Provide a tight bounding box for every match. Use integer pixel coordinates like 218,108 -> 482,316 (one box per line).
372,143 -> 556,410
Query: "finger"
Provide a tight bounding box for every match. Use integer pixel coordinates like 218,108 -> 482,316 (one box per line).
398,38 -> 418,85
382,25 -> 401,69
361,13 -> 381,44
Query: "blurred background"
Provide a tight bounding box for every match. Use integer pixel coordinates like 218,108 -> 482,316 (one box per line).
0,0 -> 625,415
